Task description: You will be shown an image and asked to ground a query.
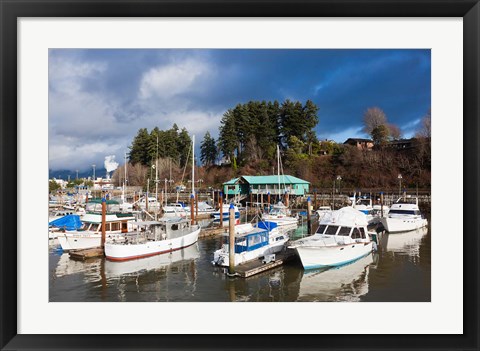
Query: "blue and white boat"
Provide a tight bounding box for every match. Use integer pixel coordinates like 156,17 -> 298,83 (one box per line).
212,203 -> 240,220
289,207 -> 373,270
212,221 -> 288,267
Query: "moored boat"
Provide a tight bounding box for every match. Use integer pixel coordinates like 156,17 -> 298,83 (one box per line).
289,207 -> 373,269
56,199 -> 136,251
380,197 -> 428,233
104,218 -> 201,261
212,220 -> 288,267
213,203 -> 240,219
262,201 -> 298,230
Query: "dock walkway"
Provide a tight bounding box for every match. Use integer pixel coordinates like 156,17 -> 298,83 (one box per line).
234,250 -> 296,278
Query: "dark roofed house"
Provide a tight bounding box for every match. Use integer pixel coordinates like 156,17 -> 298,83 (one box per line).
387,138 -> 416,150
344,138 -> 374,151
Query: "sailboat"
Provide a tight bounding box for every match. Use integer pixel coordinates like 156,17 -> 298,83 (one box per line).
261,145 -> 298,230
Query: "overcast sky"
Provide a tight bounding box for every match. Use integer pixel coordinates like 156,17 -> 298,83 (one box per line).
48,49 -> 431,172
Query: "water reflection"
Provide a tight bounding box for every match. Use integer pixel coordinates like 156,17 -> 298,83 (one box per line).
297,254 -> 373,302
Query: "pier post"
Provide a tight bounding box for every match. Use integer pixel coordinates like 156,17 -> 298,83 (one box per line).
190,194 -> 195,225
145,191 -> 149,212
195,191 -> 199,224
285,191 -> 289,207
101,198 -> 106,249
219,192 -> 223,228
228,203 -> 235,276
267,192 -> 270,209
307,196 -> 312,235
380,192 -> 384,217
314,190 -> 317,209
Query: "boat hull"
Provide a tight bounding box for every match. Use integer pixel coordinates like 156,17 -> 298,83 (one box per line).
104,226 -> 201,261
295,242 -> 373,270
213,238 -> 288,267
380,217 -> 428,233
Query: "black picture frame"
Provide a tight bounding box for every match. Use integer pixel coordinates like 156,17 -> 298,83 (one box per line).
1,1 -> 478,350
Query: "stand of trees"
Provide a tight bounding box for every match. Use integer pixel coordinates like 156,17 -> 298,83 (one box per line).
216,99 -> 319,168
129,124 -> 192,168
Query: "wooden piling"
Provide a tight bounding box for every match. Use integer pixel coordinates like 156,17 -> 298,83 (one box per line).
101,198 -> 106,249
228,204 -> 235,276
307,196 -> 312,235
314,191 -> 317,209
219,192 -> 224,228
380,192 -> 384,217
190,194 -> 195,225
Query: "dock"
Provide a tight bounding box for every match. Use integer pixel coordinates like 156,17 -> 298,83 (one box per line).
199,226 -> 226,238
235,250 -> 296,278
69,248 -> 104,260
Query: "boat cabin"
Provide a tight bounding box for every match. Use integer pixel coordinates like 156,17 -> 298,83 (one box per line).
315,224 -> 367,240
226,228 -> 270,254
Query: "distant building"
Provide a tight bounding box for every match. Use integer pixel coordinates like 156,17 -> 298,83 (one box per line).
343,138 -> 374,151
387,138 -> 416,150
223,175 -> 310,197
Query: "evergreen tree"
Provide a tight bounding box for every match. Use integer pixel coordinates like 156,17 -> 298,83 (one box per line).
200,131 -> 217,166
218,109 -> 237,165
129,128 -> 150,165
177,128 -> 192,167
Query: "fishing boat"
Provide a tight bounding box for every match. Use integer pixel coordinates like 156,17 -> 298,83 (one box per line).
104,218 -> 201,261
213,203 -> 240,219
56,199 -> 137,251
212,220 -> 288,267
289,207 -> 373,269
262,201 -> 298,230
353,196 -> 388,225
380,197 -> 428,233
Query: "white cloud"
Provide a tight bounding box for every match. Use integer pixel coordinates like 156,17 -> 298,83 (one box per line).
138,59 -> 210,100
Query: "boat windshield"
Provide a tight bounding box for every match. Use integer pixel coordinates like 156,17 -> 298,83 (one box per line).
351,227 -> 366,239
324,225 -> 339,235
389,209 -> 420,215
338,226 -> 351,236
316,224 -> 328,234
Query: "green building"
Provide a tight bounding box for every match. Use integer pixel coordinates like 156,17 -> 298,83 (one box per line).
223,175 -> 310,198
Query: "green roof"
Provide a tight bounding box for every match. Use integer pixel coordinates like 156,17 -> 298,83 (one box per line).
223,175 -> 309,185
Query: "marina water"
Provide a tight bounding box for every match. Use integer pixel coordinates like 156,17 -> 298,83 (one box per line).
49,217 -> 430,302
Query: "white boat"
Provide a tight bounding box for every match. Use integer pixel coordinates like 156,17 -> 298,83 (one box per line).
162,203 -> 187,218
213,203 -> 240,219
353,196 -> 389,225
137,196 -> 161,211
56,200 -> 137,251
185,201 -> 216,215
262,201 -> 298,230
316,206 -> 332,221
380,197 -> 428,233
212,221 -> 288,267
104,218 -> 201,261
289,207 -> 373,269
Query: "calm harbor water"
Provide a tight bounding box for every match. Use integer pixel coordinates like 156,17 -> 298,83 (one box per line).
49,218 -> 430,302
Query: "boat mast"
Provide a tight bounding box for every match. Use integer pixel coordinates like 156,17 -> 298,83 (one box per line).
192,135 -> 195,197
277,145 -> 280,202
122,151 -> 127,202
155,136 -> 159,205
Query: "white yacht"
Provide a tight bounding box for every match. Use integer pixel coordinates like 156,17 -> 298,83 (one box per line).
162,203 -> 187,219
380,197 -> 428,233
289,207 -> 373,269
316,206 -> 332,221
213,203 -> 240,220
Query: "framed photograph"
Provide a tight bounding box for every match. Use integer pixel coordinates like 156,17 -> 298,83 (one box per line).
1,1 -> 478,350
